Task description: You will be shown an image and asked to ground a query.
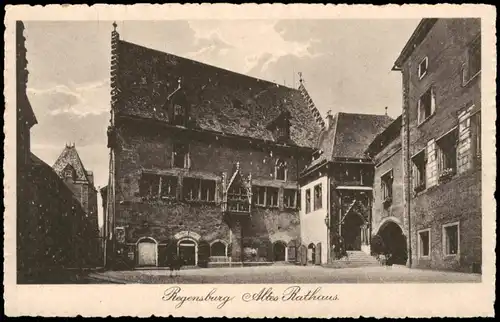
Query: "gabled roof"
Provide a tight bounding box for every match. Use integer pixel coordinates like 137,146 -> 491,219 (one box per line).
29,152 -> 84,210
52,144 -> 92,183
114,39 -> 323,149
305,112 -> 393,170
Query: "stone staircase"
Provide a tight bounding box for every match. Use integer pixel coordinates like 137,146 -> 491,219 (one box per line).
323,251 -> 382,269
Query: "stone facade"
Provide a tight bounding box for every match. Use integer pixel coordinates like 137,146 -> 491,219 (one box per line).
394,18 -> 482,272
105,27 -> 322,268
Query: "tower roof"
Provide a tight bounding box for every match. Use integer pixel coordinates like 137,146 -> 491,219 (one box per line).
52,144 -> 93,184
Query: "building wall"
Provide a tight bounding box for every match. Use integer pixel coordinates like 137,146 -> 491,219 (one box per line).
299,175 -> 328,264
113,120 -> 307,266
372,136 -> 405,236
401,18 -> 481,272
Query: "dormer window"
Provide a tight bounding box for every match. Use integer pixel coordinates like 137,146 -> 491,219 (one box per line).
275,159 -> 287,181
63,165 -> 75,181
274,125 -> 290,142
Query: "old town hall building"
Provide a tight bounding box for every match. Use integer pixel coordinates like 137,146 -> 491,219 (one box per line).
104,24 -> 323,268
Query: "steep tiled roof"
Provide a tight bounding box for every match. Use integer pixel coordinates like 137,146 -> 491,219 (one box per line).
365,115 -> 402,157
114,39 -> 324,149
52,144 -> 92,183
305,112 -> 393,171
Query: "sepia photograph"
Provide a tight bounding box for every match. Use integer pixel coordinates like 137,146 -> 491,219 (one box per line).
4,4 -> 496,318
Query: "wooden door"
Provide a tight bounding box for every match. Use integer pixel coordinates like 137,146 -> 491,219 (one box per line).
138,241 -> 156,266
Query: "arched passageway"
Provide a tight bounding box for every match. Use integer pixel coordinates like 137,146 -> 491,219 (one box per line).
307,243 -> 316,264
378,221 -> 407,265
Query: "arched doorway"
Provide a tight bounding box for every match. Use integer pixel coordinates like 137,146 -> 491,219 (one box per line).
307,243 -> 316,264
378,221 -> 407,265
178,238 -> 198,266
273,241 -> 287,262
342,211 -> 365,251
137,237 -> 158,267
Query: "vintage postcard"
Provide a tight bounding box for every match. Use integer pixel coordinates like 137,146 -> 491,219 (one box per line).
3,4 -> 496,318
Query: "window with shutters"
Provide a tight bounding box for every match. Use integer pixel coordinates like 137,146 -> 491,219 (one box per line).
412,150 -> 426,193
417,87 -> 435,125
466,36 -> 481,82
436,128 -> 458,183
471,111 -> 481,166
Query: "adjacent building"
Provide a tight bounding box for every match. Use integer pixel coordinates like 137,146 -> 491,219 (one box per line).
299,111 -> 393,264
104,26 -> 323,268
16,21 -> 97,283
365,115 -> 407,265
393,18 -> 482,272
52,144 -> 101,265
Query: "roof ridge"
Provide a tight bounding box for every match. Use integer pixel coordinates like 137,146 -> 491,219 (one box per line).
119,39 -> 301,92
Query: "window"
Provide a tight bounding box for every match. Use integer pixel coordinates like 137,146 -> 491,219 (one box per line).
468,36 -> 481,78
418,229 -> 431,258
314,184 -> 322,210
266,187 -> 279,208
418,56 -> 428,79
471,111 -> 481,163
139,174 -> 160,198
381,170 -> 393,204
283,189 -> 297,209
183,178 -> 199,201
443,222 -> 459,256
417,87 -> 435,124
436,128 -> 458,180
200,180 -> 216,202
160,175 -> 177,199
305,189 -> 311,214
412,150 -> 426,192
252,186 -> 266,206
172,142 -> 189,168
183,178 -> 215,202
227,186 -> 249,212
275,159 -> 287,181
173,104 -> 186,125
274,125 -> 290,141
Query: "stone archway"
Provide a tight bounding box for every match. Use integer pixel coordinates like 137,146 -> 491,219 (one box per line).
377,221 -> 407,265
177,238 -> 198,266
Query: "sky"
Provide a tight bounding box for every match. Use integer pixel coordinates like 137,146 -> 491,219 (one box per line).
24,19 -> 420,226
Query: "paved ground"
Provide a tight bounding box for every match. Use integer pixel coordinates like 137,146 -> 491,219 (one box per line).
87,265 -> 481,284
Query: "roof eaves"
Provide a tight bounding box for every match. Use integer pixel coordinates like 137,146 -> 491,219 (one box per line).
392,19 -> 438,70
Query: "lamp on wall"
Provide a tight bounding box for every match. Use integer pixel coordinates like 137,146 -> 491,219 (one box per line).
324,215 -> 329,227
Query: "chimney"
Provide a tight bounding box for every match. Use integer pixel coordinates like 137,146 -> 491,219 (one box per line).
326,110 -> 334,129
